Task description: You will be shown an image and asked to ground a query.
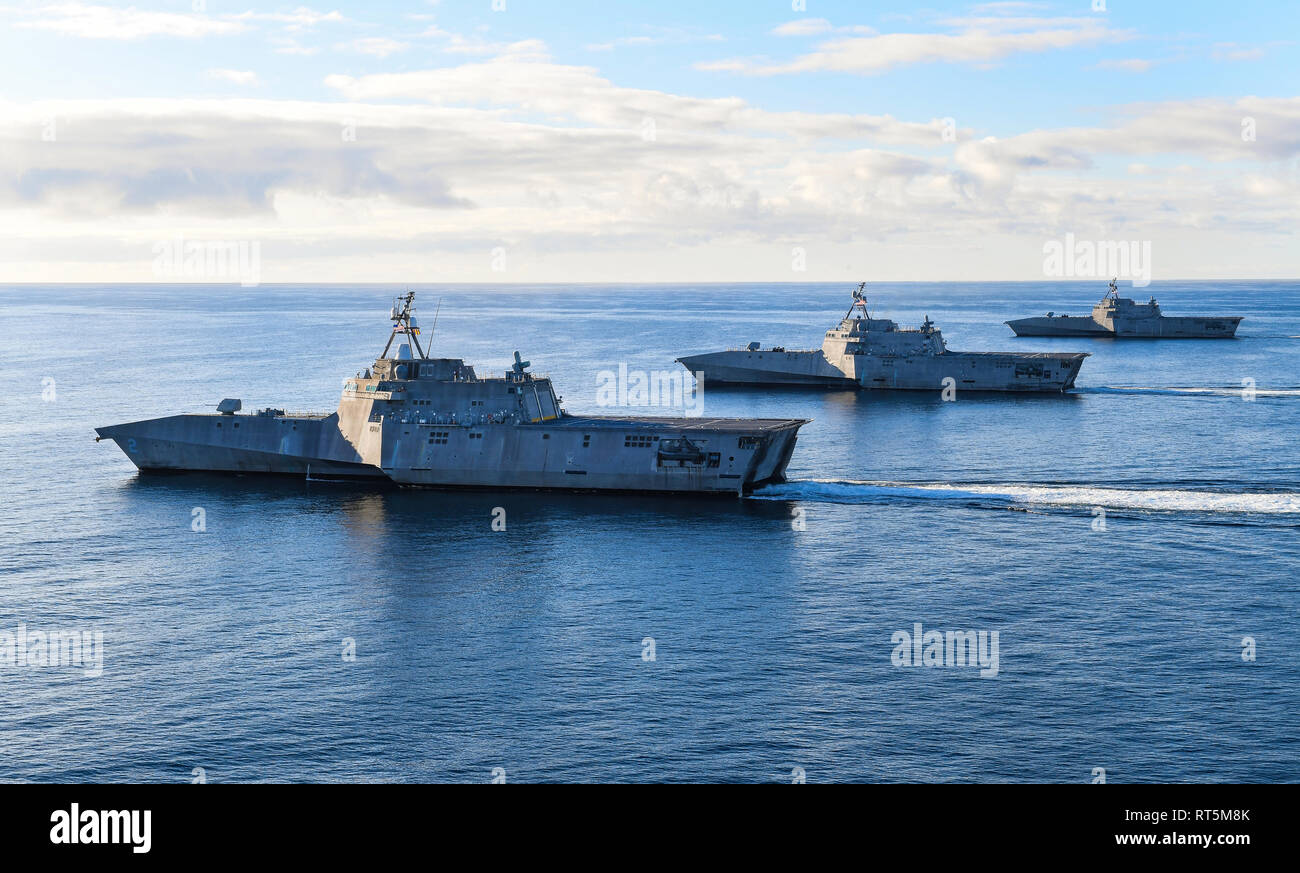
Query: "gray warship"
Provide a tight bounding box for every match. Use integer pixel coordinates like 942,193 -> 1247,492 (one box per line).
95,293 -> 807,495
1006,279 -> 1242,338
677,284 -> 1089,392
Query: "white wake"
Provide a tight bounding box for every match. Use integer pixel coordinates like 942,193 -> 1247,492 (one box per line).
750,480 -> 1300,514
1079,386 -> 1300,397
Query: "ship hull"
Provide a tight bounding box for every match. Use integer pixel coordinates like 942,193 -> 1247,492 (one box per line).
382,416 -> 804,495
678,350 -> 1086,392
851,352 -> 1086,392
1112,316 -> 1242,338
1007,316 -> 1242,338
96,413 -> 805,495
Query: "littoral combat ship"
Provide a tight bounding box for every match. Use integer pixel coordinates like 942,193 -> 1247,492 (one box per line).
1006,279 -> 1243,338
95,293 -> 807,495
677,284 -> 1088,392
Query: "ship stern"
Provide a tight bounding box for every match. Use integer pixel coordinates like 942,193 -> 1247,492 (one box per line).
1059,353 -> 1089,390
740,421 -> 807,493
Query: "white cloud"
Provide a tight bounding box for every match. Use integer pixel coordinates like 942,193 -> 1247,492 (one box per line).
1095,58 -> 1155,73
272,37 -> 321,56
771,19 -> 874,37
234,8 -> 346,30
11,3 -> 247,39
966,97 -> 1300,167
2,65 -> 1297,281
586,36 -> 655,51
1211,42 -> 1266,62
971,2 -> 1049,12
584,28 -> 724,52
337,37 -> 409,58
771,19 -> 834,37
415,26 -> 553,58
950,96 -> 1300,207
702,16 -> 1126,75
206,69 -> 260,86
694,59 -> 748,73
4,3 -> 349,42
323,57 -> 960,146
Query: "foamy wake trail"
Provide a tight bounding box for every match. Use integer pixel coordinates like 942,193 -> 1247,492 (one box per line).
750,480 -> 1300,514
1081,386 -> 1300,397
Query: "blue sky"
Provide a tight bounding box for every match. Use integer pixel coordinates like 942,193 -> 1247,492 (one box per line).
1,1 -> 1297,281
6,2 -> 1294,124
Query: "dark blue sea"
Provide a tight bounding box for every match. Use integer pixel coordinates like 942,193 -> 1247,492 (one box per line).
2,282 -> 1297,783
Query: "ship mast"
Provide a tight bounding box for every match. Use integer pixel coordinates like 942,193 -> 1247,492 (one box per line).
845,281 -> 871,320
380,291 -> 428,360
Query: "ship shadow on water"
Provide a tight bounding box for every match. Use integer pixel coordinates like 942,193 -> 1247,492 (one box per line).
700,384 -> 1083,424
117,471 -> 800,527
826,388 -> 1084,405
703,384 -> 1084,403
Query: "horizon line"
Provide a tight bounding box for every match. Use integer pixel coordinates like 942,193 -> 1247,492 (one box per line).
3,278 -> 1298,287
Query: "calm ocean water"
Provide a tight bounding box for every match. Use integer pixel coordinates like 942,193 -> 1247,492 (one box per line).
1,281 -> 1297,783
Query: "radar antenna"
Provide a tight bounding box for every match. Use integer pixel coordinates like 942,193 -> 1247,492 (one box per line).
380,291 -> 428,360
509,351 -> 532,381
1106,278 -> 1119,299
845,281 -> 871,320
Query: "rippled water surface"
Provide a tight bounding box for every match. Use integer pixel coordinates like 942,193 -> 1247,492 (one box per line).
1,282 -> 1296,782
